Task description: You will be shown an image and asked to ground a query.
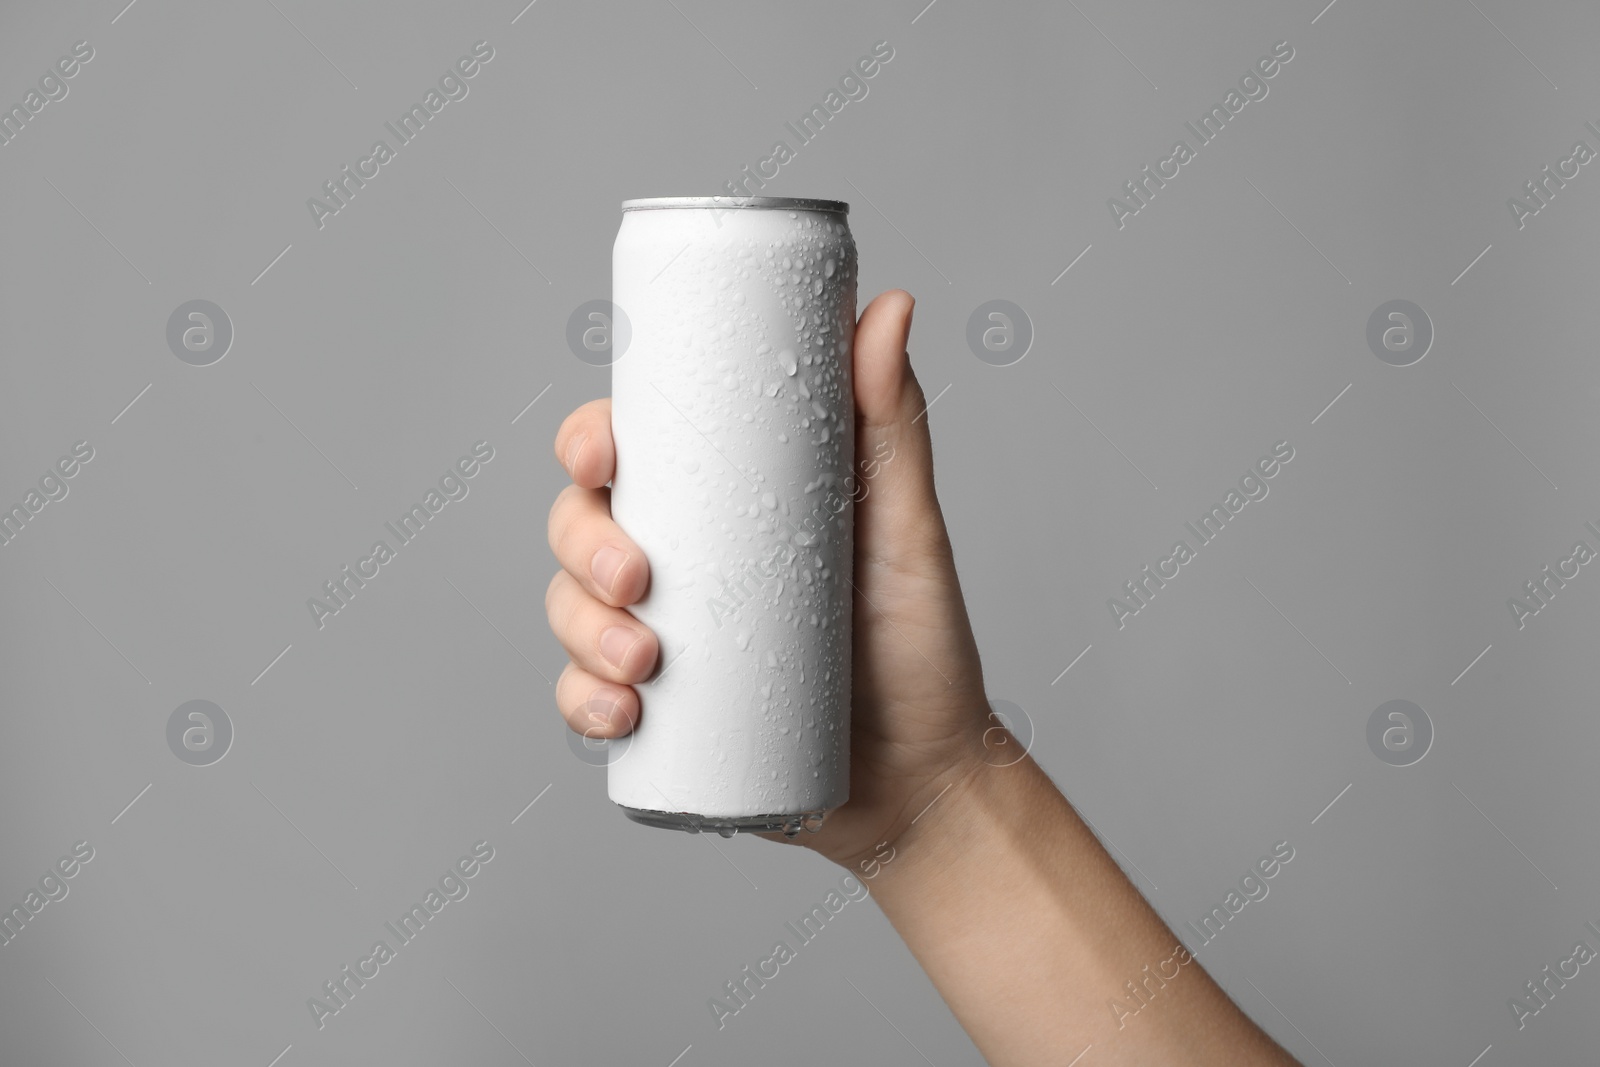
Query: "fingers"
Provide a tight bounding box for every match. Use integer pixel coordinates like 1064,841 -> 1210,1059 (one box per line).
547,483 -> 649,606
553,397 -> 615,488
549,397 -> 648,742
853,289 -> 920,431
556,661 -> 639,737
545,569 -> 659,684
850,289 -> 952,569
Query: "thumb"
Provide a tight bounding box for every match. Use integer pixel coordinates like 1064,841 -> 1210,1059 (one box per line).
850,290 -> 953,573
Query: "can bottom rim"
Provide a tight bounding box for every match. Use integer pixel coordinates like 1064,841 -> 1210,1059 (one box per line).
618,804 -> 829,838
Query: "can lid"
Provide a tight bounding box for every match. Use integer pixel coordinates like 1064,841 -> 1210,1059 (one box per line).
621,196 -> 849,214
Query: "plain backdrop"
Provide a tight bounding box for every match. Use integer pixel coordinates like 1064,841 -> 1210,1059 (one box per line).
2,1 -> 1598,1064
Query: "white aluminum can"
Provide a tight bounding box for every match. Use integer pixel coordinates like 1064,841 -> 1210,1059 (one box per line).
608,196 -> 857,836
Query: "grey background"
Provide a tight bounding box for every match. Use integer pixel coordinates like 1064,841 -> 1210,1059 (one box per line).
1,0 -> 1595,1064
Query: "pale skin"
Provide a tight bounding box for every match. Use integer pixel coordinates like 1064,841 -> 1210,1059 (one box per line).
546,289 -> 1303,1066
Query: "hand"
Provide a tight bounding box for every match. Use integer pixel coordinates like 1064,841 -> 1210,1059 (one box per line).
546,289 -> 994,869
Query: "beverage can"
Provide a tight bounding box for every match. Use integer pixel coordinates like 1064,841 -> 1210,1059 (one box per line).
608,195 -> 857,836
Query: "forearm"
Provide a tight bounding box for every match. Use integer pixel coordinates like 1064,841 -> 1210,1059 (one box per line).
864,754 -> 1302,1067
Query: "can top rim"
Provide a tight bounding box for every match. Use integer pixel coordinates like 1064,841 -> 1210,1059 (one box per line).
621,196 -> 849,214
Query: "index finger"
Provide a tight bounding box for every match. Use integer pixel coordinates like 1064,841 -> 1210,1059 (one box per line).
553,397 -> 615,488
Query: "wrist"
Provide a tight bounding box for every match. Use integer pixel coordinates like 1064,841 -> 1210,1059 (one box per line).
817,691 -> 1041,878
859,741 -> 1050,902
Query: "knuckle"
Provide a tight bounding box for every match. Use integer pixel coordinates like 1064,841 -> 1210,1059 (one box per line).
559,589 -> 589,644
553,410 -> 583,464
544,571 -> 566,618
546,489 -> 571,552
548,485 -> 593,560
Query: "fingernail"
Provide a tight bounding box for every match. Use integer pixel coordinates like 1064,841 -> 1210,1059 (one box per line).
600,625 -> 643,670
586,686 -> 628,728
591,546 -> 629,596
565,432 -> 589,474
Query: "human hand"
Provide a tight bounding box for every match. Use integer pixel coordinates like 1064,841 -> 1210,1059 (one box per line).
546,289 -> 994,869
